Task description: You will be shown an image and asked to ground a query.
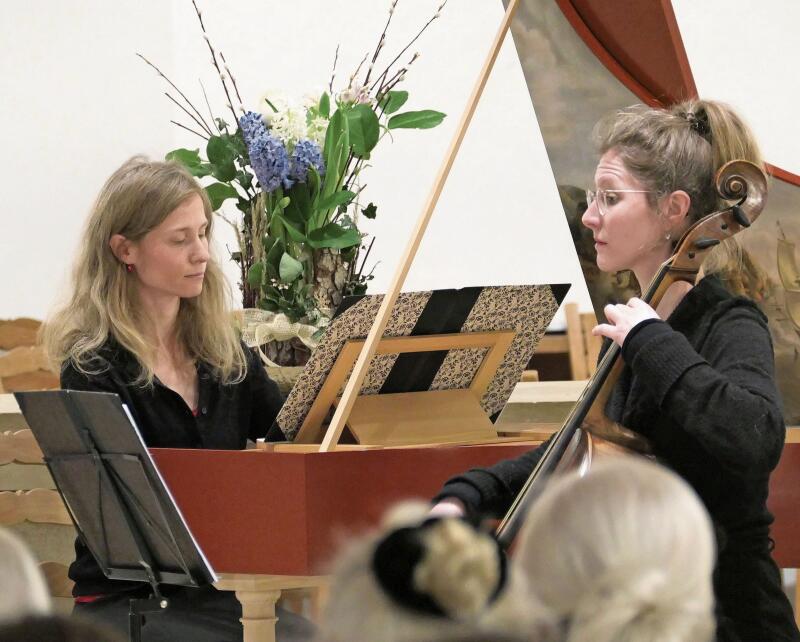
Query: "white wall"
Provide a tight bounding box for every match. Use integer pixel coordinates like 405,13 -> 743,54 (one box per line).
2,1 -> 798,328
0,0 -> 590,329
672,0 -> 800,177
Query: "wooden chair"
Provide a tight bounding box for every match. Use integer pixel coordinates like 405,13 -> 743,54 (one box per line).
564,302 -> 602,380
535,303 -> 600,380
0,318 -> 59,393
0,423 -> 75,613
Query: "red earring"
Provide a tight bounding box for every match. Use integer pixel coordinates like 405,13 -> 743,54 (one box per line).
126,264 -> 134,273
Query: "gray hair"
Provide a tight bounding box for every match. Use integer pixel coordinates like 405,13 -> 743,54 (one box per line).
0,528 -> 51,623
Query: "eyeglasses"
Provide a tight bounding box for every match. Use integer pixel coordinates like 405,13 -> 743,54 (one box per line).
585,188 -> 654,217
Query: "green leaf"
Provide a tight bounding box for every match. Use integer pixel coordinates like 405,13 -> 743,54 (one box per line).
279,252 -> 304,283
321,111 -> 349,204
307,223 -> 361,249
246,263 -> 263,288
362,202 -> 378,219
236,197 -> 252,215
206,135 -> 238,181
285,182 -> 312,225
166,148 -> 213,178
273,213 -> 308,244
205,183 -> 239,211
236,170 -> 253,191
307,166 -> 321,203
317,190 -> 355,215
379,90 -> 409,115
322,109 -> 343,166
266,238 -> 284,268
346,104 -> 380,157
259,299 -> 279,312
388,110 -> 447,130
166,148 -> 202,165
319,92 -> 330,119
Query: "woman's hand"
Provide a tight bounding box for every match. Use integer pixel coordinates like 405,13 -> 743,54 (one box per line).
428,498 -> 466,519
592,297 -> 661,347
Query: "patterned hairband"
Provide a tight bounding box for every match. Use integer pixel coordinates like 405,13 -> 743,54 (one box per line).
371,517 -> 508,619
685,111 -> 712,143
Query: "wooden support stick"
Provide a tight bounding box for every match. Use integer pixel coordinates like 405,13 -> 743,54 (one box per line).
320,0 -> 521,452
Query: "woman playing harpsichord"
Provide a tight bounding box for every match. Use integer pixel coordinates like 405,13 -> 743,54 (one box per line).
432,99 -> 800,641
41,157 -> 311,641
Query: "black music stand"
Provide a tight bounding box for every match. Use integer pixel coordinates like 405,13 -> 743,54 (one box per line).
14,390 -> 216,642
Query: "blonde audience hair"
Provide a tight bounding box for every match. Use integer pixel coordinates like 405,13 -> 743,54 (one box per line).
593,99 -> 766,296
0,528 -> 51,622
41,156 -> 247,385
318,502 -> 555,642
516,457 -> 716,642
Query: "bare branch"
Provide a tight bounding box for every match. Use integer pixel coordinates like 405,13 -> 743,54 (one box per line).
329,44 -> 340,95
190,0 -> 239,124
137,52 -> 213,134
370,0 -> 447,92
170,120 -> 209,140
165,92 -> 214,136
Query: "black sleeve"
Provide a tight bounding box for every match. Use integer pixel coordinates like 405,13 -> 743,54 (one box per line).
622,309 -> 785,476
432,434 -> 554,519
245,348 -> 285,441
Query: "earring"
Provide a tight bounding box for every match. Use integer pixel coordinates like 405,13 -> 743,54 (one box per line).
665,232 -> 672,241
126,264 -> 134,273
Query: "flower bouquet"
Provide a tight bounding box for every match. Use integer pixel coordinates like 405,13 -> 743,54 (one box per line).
140,0 -> 447,365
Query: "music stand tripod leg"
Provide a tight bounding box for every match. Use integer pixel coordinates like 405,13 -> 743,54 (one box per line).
127,561 -> 169,642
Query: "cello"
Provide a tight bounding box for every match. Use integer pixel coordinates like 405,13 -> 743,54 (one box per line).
496,159 -> 768,548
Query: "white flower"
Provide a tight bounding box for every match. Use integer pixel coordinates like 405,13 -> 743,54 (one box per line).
270,108 -> 309,148
258,91 -> 290,126
338,81 -> 373,107
307,115 -> 329,147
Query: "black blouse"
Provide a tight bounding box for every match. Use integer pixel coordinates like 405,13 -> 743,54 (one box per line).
61,340 -> 283,596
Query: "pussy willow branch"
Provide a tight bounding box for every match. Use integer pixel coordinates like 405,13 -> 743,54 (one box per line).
328,44 -> 340,95
137,52 -> 213,135
170,120 -> 208,140
191,0 -> 239,124
363,0 -> 397,86
370,0 -> 446,93
165,92 -> 214,137
199,80 -> 221,134
219,51 -> 244,107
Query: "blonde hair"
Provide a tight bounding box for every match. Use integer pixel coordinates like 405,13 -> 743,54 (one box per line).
0,528 -> 51,622
516,457 -> 716,642
42,156 -> 246,385
319,501 -> 555,642
593,99 -> 765,291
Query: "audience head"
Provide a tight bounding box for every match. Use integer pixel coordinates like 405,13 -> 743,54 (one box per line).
516,457 -> 716,642
319,501 -> 554,642
0,614 -> 124,642
0,527 -> 51,623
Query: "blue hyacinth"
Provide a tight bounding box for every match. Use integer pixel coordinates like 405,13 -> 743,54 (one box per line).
248,133 -> 290,192
238,111 -> 266,145
289,139 -> 325,183
239,111 -> 290,192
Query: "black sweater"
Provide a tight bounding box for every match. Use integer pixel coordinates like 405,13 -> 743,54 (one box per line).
436,275 -> 799,641
61,341 -> 283,597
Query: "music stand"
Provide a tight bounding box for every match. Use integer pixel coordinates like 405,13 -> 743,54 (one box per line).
271,283 -> 569,447
14,390 -> 216,642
